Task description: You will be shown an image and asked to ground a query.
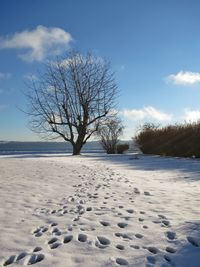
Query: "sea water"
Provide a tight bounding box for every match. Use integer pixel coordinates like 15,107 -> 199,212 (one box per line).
0,141 -> 103,155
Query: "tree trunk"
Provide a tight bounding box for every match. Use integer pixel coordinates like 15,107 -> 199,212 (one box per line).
72,142 -> 83,155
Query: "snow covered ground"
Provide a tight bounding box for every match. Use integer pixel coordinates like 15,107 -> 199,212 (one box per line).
0,153 -> 200,267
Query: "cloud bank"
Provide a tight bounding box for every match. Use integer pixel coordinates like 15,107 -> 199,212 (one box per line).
183,109 -> 200,123
0,25 -> 72,62
121,106 -> 172,122
167,71 -> 200,86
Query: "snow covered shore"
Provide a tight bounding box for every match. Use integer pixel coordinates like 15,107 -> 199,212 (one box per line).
0,153 -> 200,267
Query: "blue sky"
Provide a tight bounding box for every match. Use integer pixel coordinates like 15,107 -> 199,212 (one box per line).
1,0 -> 200,140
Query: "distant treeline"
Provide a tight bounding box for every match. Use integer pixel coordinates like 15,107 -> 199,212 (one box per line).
135,122 -> 200,158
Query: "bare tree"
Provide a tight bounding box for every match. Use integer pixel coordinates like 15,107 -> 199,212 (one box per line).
97,117 -> 123,154
25,51 -> 118,155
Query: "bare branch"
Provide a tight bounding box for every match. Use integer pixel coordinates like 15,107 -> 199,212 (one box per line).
25,51 -> 118,155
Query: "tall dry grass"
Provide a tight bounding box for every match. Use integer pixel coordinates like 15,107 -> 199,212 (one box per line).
135,122 -> 200,157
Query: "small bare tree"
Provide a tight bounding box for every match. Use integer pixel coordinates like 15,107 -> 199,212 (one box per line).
25,51 -> 118,155
97,118 -> 123,154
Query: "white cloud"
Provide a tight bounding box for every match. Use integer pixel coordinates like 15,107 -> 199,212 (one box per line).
167,71 -> 200,86
182,109 -> 200,123
121,106 -> 172,122
0,25 -> 72,62
0,72 -> 11,80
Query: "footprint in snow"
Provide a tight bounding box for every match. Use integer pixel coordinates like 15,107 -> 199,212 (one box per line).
100,221 -> 110,226
118,222 -> 128,228
51,209 -> 57,214
166,246 -> 176,253
48,237 -> 59,245
135,233 -> 143,239
144,191 -> 151,196
165,231 -> 176,240
50,222 -> 58,227
63,235 -> 73,243
49,242 -> 61,249
26,254 -> 45,265
115,233 -> 132,240
80,226 -> 96,232
134,188 -> 140,194
95,236 -> 110,249
158,214 -> 167,219
62,209 -> 68,214
51,227 -> 62,235
116,258 -> 129,265
33,226 -> 48,237
33,247 -> 42,252
140,211 -> 146,214
153,220 -> 161,224
34,232 -> 43,237
116,244 -> 125,250
3,252 -> 43,266
126,209 -> 134,214
162,220 -> 170,227
123,216 -> 131,221
147,246 -> 159,254
78,233 -> 87,242
3,255 -> 17,266
164,254 -> 174,265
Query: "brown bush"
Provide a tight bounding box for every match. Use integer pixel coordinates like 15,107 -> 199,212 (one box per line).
134,122 -> 200,158
116,143 -> 129,154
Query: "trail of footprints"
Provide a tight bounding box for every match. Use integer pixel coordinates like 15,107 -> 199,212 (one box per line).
3,251 -> 44,266
2,166 -> 199,266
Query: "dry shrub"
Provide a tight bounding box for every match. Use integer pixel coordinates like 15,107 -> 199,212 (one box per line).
116,143 -> 129,154
135,122 -> 200,158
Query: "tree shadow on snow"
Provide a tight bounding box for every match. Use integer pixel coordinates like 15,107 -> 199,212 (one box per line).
84,153 -> 200,182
